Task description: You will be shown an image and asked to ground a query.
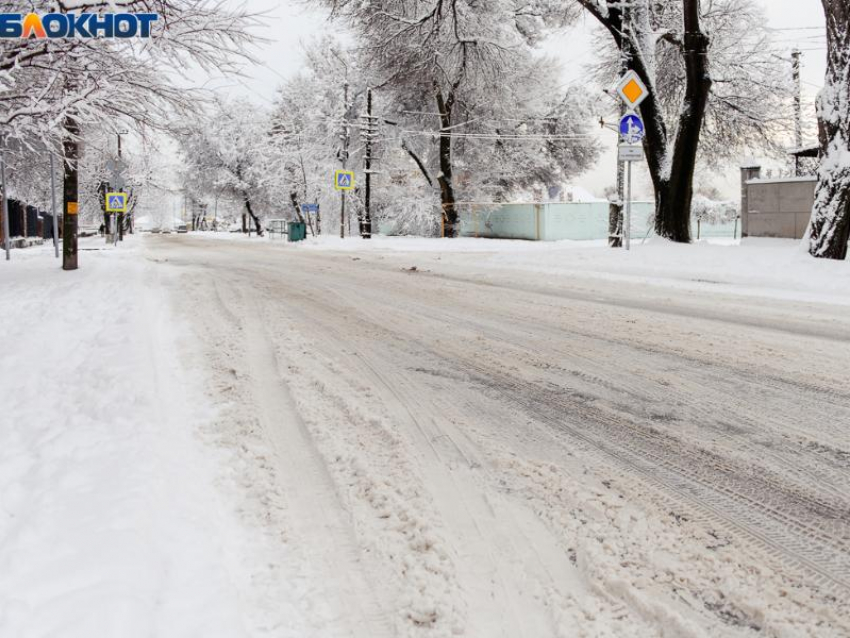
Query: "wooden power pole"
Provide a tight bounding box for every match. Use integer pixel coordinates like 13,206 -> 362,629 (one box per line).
361,88 -> 377,239
117,132 -> 125,241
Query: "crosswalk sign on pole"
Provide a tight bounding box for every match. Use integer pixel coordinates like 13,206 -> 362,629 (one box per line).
334,170 -> 355,191
105,192 -> 127,213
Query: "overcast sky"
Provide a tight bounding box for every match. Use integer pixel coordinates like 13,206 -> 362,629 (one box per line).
215,0 -> 827,199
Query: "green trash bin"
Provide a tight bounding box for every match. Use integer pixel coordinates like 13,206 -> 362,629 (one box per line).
287,221 -> 307,242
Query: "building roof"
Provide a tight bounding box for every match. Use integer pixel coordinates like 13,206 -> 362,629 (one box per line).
788,144 -> 820,158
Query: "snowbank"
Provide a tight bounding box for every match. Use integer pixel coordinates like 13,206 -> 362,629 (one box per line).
290,235 -> 850,306
0,239 -> 298,637
184,231 -> 849,304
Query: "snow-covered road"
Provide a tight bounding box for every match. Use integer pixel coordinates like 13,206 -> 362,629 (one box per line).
150,235 -> 850,637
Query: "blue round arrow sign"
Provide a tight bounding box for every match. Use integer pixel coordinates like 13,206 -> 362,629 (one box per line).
619,114 -> 645,145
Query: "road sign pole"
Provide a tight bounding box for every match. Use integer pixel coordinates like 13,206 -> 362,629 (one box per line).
613,10 -> 630,250
50,154 -> 59,259
614,129 -> 625,249
340,192 -> 346,239
625,160 -> 632,252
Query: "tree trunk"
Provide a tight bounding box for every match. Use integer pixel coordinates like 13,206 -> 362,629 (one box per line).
809,0 -> 850,260
435,86 -> 458,238
290,191 -> 314,236
99,181 -> 109,236
62,116 -> 79,271
580,0 -> 711,244
652,0 -> 711,242
243,195 -> 263,236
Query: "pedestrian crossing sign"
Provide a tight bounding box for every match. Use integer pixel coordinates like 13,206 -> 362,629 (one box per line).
106,192 -> 127,213
334,170 -> 355,191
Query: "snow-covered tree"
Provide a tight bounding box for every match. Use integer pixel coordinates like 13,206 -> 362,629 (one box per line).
576,0 -> 790,242
266,41 -> 368,236
313,0 -> 600,236
267,32 -> 600,237
3,140 -> 57,213
0,0 -> 258,151
0,0 -> 259,267
808,0 -> 850,260
178,98 -> 273,235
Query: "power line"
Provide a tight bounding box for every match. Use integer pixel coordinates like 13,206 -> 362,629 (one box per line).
399,130 -> 602,141
767,26 -> 825,32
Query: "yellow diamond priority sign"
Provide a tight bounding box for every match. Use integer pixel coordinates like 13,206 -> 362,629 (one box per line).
616,70 -> 649,109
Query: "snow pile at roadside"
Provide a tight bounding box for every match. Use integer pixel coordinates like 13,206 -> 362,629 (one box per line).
289,234 -> 849,306
0,240 -> 301,637
182,230 -> 848,304
481,237 -> 850,306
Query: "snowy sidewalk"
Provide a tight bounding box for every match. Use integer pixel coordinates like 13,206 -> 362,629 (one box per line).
0,240 -> 278,637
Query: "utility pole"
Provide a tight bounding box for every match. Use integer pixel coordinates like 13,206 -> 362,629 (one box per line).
117,132 -> 125,242
610,1 -> 632,248
1,139 -> 10,262
340,81 -> 351,239
63,115 -> 80,271
791,49 -> 803,176
50,154 -> 59,259
360,87 -> 377,239
792,49 -> 803,149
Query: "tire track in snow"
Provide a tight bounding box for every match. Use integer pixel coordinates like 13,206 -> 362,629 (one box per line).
284,266 -> 850,597
194,275 -> 396,638
149,238 -> 850,634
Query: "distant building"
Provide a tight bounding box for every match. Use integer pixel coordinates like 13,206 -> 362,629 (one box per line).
740,165 -> 816,240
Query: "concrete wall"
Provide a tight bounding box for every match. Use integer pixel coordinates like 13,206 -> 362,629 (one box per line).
459,202 -> 718,242
460,203 -> 610,241
744,177 -> 816,240
379,202 -> 740,241
541,203 -> 608,240
462,203 -> 542,240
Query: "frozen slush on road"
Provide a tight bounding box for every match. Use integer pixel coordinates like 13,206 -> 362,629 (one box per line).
4,235 -> 848,637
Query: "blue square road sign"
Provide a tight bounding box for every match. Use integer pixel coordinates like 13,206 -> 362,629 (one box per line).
334,170 -> 355,191
105,192 -> 127,213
